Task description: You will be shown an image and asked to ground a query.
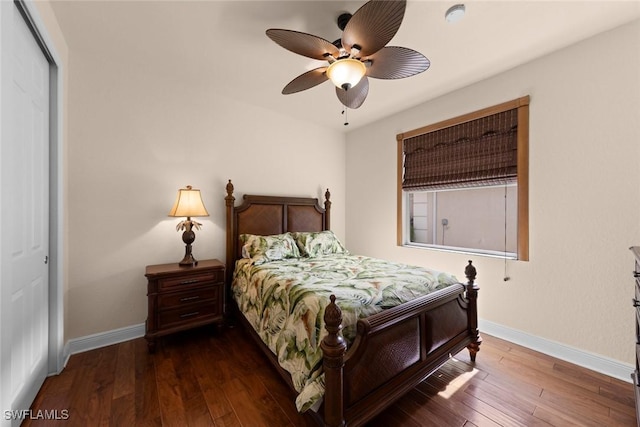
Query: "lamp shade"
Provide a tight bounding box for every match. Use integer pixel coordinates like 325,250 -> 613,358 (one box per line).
168,185 -> 209,218
326,58 -> 366,90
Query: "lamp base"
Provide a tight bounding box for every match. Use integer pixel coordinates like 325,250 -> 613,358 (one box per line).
178,253 -> 198,267
179,237 -> 197,267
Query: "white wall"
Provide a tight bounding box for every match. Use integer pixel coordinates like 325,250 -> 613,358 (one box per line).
64,50 -> 346,339
346,20 -> 640,365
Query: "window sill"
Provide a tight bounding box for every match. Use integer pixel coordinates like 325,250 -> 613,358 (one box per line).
402,243 -> 518,260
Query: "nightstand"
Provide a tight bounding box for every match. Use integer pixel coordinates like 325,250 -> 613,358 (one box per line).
144,259 -> 225,353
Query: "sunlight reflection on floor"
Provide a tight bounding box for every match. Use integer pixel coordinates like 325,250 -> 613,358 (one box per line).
434,356 -> 479,399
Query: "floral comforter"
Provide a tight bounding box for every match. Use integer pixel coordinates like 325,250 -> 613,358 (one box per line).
231,254 -> 459,411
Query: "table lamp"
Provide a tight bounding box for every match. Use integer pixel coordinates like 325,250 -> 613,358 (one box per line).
168,185 -> 209,266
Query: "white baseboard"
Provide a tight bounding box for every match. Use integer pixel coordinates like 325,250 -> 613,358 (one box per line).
62,323 -> 145,366
479,318 -> 633,383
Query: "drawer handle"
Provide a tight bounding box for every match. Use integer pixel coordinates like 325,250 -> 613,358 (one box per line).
180,311 -> 200,318
634,271 -> 640,278
633,298 -> 640,307
180,279 -> 200,285
180,296 -> 200,302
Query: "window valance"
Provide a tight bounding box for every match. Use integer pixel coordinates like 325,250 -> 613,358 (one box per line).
402,108 -> 518,191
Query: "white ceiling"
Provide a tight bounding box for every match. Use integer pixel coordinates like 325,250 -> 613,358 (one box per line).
49,0 -> 640,131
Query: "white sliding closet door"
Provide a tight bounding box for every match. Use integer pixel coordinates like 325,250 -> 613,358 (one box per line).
0,2 -> 50,424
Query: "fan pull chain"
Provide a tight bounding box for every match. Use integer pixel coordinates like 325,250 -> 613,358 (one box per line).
342,107 -> 349,126
503,183 -> 510,282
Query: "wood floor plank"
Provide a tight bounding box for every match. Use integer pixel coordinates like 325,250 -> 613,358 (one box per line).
397,387 -> 467,427
454,391 -> 529,427
223,376 -> 295,427
471,364 -> 611,427
112,340 -> 135,399
90,344 -> 119,427
482,370 -> 544,400
133,337 -> 162,427
598,381 -> 636,416
496,355 -> 612,413
246,352 -> 317,426
539,387 -> 619,424
551,359 -> 613,392
462,380 -> 550,426
212,411 -> 243,427
534,404 -> 602,427
367,406 -> 423,427
109,394 -> 135,427
169,344 -> 215,427
47,352 -> 92,427
154,347 -> 189,426
23,361 -> 76,427
189,345 -> 239,422
611,406 -> 638,425
493,350 -> 633,425
25,328 -> 636,427
414,382 -> 502,427
228,327 -> 316,426
534,386 -> 619,427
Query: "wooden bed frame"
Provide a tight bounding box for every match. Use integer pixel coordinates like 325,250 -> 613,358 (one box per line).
224,180 -> 481,427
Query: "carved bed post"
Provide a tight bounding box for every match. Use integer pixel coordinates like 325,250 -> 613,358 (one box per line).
464,260 -> 482,362
225,180 -> 235,287
324,188 -> 331,230
321,295 -> 346,427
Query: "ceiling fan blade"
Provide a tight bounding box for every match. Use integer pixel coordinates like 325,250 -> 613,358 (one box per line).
336,76 -> 369,109
282,67 -> 329,94
341,0 -> 406,57
266,29 -> 339,61
366,46 -> 430,79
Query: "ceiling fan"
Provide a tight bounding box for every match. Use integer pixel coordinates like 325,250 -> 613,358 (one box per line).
266,0 -> 430,112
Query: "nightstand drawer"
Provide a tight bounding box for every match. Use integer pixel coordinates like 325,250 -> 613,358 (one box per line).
158,270 -> 223,289
158,286 -> 220,309
159,303 -> 221,328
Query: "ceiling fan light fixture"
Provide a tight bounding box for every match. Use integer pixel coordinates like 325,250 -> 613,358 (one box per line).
267,0 -> 427,111
445,4 -> 465,23
326,58 -> 366,90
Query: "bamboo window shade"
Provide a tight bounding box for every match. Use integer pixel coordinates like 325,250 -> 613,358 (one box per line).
402,108 -> 519,191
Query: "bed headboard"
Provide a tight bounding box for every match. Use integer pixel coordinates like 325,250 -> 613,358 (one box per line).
224,180 -> 331,284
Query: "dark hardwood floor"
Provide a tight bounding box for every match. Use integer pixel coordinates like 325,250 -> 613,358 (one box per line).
25,325 -> 636,426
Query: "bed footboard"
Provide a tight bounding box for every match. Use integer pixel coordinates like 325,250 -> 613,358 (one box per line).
320,261 -> 481,427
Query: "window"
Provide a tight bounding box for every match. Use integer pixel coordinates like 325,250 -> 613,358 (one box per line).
406,185 -> 518,257
397,96 -> 530,260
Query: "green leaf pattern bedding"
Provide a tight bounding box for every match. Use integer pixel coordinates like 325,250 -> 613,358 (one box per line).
231,254 -> 459,412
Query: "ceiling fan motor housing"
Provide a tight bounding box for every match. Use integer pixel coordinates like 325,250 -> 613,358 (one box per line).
337,13 -> 352,31
333,12 -> 353,48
